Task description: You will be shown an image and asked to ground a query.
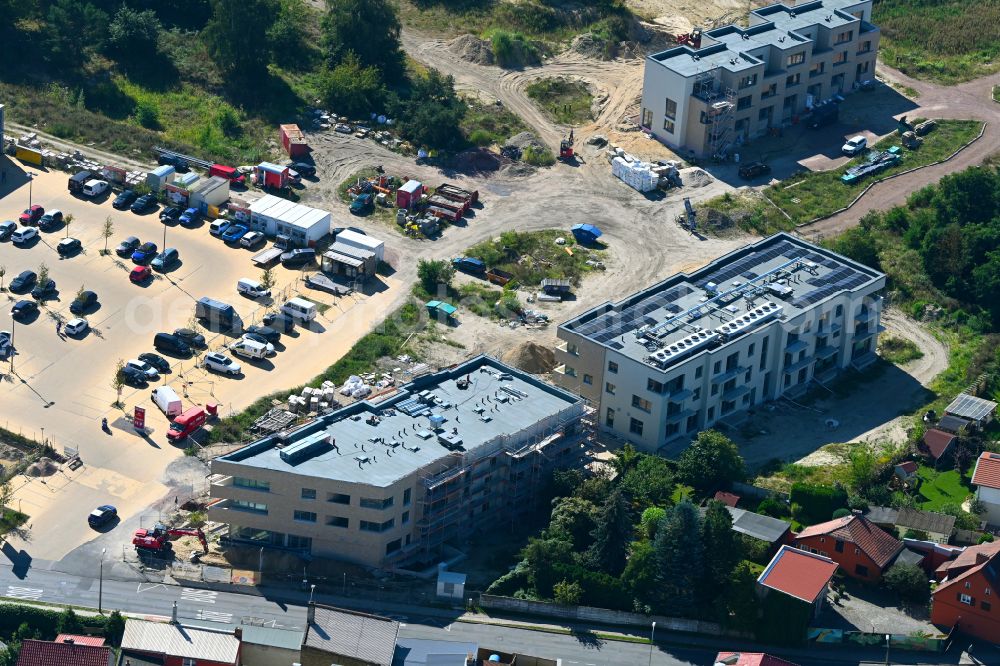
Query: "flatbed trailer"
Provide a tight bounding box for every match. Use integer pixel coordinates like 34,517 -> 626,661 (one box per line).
252,247 -> 283,267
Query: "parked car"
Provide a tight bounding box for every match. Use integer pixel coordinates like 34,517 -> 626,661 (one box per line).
38,210 -> 64,230
70,290 -> 98,314
289,162 -> 316,177
221,224 -> 249,244
237,278 -> 271,299
87,505 -> 117,528
57,237 -> 82,256
172,327 -> 206,349
131,242 -> 158,264
113,190 -> 138,210
31,279 -> 56,300
126,358 -> 159,380
115,236 -> 140,257
240,332 -> 276,352
131,194 -> 157,214
11,300 -> 38,319
202,352 -> 241,375
159,206 -> 181,223
240,231 -> 266,250
157,154 -> 188,171
138,352 -> 170,374
154,332 -> 191,356
350,193 -> 374,215
18,205 -> 44,225
178,208 -> 200,226
0,220 -> 16,241
64,318 -> 89,336
262,312 -> 295,333
11,227 -> 39,245
82,180 -> 109,197
738,161 -> 772,180
280,248 -> 316,267
842,135 -> 868,156
245,324 -> 281,344
118,364 -> 148,387
334,123 -> 352,133
130,266 -> 152,283
209,219 -> 231,237
10,270 -> 36,293
151,248 -> 179,271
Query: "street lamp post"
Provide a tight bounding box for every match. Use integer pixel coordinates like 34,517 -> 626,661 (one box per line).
26,172 -> 35,208
647,621 -> 656,666
343,572 -> 347,596
258,546 -> 264,580
884,634 -> 890,666
309,584 -> 316,604
98,548 -> 106,613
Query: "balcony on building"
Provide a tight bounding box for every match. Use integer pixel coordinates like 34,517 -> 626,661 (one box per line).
785,338 -> 809,354
783,355 -> 814,375
712,365 -> 748,384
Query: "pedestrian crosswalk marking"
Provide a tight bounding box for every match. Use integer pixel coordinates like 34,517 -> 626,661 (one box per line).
181,588 -> 217,603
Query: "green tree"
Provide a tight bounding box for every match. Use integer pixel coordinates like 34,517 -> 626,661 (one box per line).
676,430 -> 745,495
553,579 -> 583,605
654,501 -> 702,617
204,0 -> 279,79
521,536 -> 573,598
620,454 -> 674,507
104,610 -> 126,645
45,0 -> 108,66
700,500 -> 743,607
725,561 -> 760,630
63,213 -> 74,239
621,539 -> 657,611
547,496 -> 598,550
107,6 -> 161,64
883,562 -> 930,603
0,265 -> 5,291
417,259 -> 455,295
847,444 -> 877,492
112,359 -> 126,406
323,0 -> 403,80
101,216 -> 114,255
56,608 -> 83,634
610,443 -> 640,475
639,506 -> 666,540
587,488 -> 631,576
36,263 -> 50,291
320,53 -> 386,122
393,69 -> 465,149
259,267 -> 276,291
268,0 -> 311,67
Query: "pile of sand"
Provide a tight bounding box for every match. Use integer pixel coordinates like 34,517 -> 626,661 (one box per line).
502,341 -> 557,374
27,457 -> 57,477
448,34 -> 495,66
680,167 -> 712,188
570,33 -> 613,60
506,131 -> 546,152
454,148 -> 503,173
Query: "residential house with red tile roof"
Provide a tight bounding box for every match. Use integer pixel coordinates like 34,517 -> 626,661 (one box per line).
930,541 -> 1000,642
713,652 -> 800,666
894,461 -> 918,484
794,512 -> 903,581
920,429 -> 956,465
54,635 -> 106,647
16,638 -> 112,666
713,491 -> 740,508
972,451 -> 1000,526
757,545 -> 837,615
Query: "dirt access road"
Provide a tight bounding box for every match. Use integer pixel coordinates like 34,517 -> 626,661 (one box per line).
800,64 -> 1000,241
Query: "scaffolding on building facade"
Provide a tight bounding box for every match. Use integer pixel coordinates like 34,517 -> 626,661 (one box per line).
694,72 -> 736,159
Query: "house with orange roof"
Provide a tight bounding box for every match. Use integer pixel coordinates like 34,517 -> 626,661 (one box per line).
757,544 -> 838,616
714,652 -> 800,666
930,541 -> 1000,642
972,451 -> 1000,526
793,512 -> 903,581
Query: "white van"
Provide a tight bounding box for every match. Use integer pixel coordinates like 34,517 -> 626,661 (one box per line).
281,297 -> 317,323
230,338 -> 269,360
237,278 -> 271,299
82,179 -> 109,197
151,386 -> 183,417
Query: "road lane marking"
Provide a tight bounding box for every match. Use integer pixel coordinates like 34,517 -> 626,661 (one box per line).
181,588 -> 217,603
137,583 -> 166,593
6,586 -> 43,600
197,609 -> 232,623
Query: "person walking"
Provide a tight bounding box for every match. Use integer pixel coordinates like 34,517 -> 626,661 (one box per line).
55,321 -> 62,336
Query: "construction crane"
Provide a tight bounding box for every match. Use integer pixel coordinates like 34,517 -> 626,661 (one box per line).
559,129 -> 575,162
133,523 -> 208,554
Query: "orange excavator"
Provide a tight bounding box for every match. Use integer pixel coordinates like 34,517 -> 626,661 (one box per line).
133,523 -> 208,554
559,129 -> 575,162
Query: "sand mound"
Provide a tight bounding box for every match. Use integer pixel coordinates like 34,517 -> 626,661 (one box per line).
27,457 -> 57,477
502,341 -> 556,374
680,167 -> 712,188
448,34 -> 495,66
570,33 -> 613,60
506,131 -> 546,152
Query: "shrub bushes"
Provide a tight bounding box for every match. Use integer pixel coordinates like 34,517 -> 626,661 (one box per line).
789,483 -> 849,525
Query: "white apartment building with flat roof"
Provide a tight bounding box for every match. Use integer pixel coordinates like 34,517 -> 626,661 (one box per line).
640,0 -> 879,158
552,233 -> 885,453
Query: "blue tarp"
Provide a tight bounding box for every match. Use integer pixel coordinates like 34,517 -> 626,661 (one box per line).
571,223 -> 602,241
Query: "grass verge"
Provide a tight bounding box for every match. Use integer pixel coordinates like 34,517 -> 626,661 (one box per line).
461,98 -> 529,147
525,77 -> 593,126
877,336 -> 924,365
698,191 -> 794,236
767,120 -> 981,224
464,229 -> 606,286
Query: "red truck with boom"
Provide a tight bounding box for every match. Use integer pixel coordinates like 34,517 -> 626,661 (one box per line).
133,523 -> 208,553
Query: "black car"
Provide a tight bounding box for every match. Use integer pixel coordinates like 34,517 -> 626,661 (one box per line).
154,332 -> 192,357
11,300 -> 38,318
131,194 -> 157,214
289,162 -> 316,178
159,206 -> 181,223
116,236 -> 141,257
112,190 -> 138,210
246,324 -> 281,344
31,279 -> 57,300
172,327 -> 206,349
87,505 -> 118,528
138,352 -> 171,373
70,290 -> 98,315
157,154 -> 189,172
57,237 -> 82,256
0,220 -> 16,241
262,312 -> 295,333
119,365 -> 148,387
738,161 -> 772,180
280,248 -> 316,267
10,270 -> 36,292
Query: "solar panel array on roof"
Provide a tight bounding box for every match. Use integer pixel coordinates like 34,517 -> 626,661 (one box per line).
573,285 -> 694,343
697,240 -> 801,289
946,393 -> 998,421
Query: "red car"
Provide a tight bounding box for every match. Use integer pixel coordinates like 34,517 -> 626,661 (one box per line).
19,205 -> 44,225
130,266 -> 151,283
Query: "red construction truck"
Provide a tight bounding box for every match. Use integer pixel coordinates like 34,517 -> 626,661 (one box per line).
209,164 -> 246,186
166,406 -> 207,442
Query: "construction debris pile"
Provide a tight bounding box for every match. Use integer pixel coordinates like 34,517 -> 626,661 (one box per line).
607,144 -> 682,192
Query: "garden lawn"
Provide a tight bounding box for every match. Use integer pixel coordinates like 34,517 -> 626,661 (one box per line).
916,465 -> 973,511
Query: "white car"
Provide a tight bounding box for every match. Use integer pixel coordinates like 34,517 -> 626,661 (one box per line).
203,352 -> 241,375
238,334 -> 275,354
239,231 -> 265,249
11,227 -> 38,245
82,179 -> 109,197
64,318 -> 89,336
841,136 -> 868,156
125,358 -> 159,380
334,123 -> 352,133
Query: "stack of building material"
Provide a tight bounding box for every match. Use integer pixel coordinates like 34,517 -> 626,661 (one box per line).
611,156 -> 658,192
339,375 -> 372,399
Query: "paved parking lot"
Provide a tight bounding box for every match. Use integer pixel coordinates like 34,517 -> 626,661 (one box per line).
0,164 -> 402,562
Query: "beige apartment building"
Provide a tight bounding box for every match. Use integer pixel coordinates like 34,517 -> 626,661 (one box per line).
209,356 -> 586,568
640,0 -> 880,158
552,233 -> 885,454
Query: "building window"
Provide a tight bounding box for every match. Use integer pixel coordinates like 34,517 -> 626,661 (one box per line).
835,30 -> 853,44
858,60 -> 870,74
403,488 -> 411,506
836,305 -> 843,317
762,83 -> 777,98
739,74 -> 757,88
294,510 -> 317,523
665,97 -> 677,119
858,40 -> 871,54
663,119 -> 675,134
606,382 -> 616,395
608,361 -> 619,373
606,407 -> 615,427
567,343 -> 578,355
647,378 -> 664,394
287,534 -> 312,550
565,366 -> 577,377
711,384 -> 719,396
386,538 -> 402,555
713,361 -> 721,374
328,492 -> 350,504
361,497 -> 394,510
583,373 -> 593,385
737,95 -> 752,111
695,367 -> 703,379
642,108 -> 653,127
965,582 -> 972,589
959,593 -> 974,605
834,51 -> 848,65
982,600 -> 992,612
758,106 -> 772,122
183,659 -> 196,666
327,516 -> 348,528
787,52 -> 805,66
233,478 -> 270,492
232,500 -> 268,514
786,73 -> 800,88
629,417 -> 644,436
855,564 -> 869,577
707,406 -> 715,421
835,539 -> 844,553
810,62 -> 824,77
360,519 -> 395,533
692,388 -> 701,401
301,488 -> 316,500
748,343 -> 755,357
402,511 -> 410,525
632,395 -> 652,412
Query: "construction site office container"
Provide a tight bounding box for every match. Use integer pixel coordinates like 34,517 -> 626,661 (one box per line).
396,179 -> 422,209
335,229 -> 384,263
146,165 -> 175,192
322,242 -> 376,279
249,193 -> 330,246
279,124 -> 309,158
189,176 -> 230,213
